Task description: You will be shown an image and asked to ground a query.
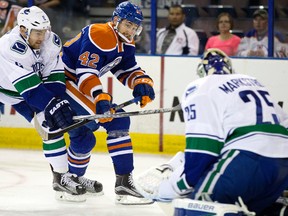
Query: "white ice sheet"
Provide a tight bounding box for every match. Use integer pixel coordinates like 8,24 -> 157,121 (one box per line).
0,149 -> 173,216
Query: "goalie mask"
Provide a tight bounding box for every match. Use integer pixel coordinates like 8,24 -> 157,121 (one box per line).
17,6 -> 51,41
112,1 -> 143,43
197,48 -> 233,78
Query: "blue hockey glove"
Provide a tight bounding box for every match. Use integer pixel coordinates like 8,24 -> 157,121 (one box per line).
132,75 -> 155,108
94,93 -> 115,123
44,97 -> 74,129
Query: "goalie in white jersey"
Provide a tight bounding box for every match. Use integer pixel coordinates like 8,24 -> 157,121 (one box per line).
0,6 -> 102,201
136,48 -> 288,215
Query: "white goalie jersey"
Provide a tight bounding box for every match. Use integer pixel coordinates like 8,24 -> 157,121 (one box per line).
181,73 -> 288,158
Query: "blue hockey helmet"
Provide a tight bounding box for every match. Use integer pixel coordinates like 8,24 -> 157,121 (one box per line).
197,48 -> 234,78
112,1 -> 143,26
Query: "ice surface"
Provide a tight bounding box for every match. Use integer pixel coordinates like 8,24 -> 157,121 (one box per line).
0,149 -> 172,216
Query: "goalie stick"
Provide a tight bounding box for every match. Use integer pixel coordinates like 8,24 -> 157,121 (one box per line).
35,101 -> 181,140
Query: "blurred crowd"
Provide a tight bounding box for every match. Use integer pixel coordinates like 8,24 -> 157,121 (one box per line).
1,0 -> 287,57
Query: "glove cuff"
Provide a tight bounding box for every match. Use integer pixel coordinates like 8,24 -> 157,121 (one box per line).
133,75 -> 154,89
94,93 -> 112,104
174,174 -> 194,196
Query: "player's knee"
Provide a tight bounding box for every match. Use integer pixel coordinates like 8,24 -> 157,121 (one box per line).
173,198 -> 255,216
104,116 -> 131,132
69,126 -> 96,153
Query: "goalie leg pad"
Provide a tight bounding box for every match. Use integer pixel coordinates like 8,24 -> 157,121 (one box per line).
173,198 -> 256,216
134,152 -> 185,201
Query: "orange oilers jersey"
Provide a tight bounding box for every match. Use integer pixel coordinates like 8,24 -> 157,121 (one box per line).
62,22 -> 146,98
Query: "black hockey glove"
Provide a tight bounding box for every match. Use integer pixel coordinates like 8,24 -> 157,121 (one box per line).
44,97 -> 74,129
132,75 -> 155,108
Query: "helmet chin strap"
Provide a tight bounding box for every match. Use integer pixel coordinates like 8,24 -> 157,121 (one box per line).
114,22 -> 134,43
22,27 -> 31,46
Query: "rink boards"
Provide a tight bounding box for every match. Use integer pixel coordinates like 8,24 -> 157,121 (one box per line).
1,56 -> 288,154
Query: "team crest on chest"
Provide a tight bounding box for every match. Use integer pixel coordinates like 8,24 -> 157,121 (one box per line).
99,56 -> 122,77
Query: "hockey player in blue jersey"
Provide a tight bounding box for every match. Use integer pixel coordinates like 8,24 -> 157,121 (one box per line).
135,48 -> 288,214
61,1 -> 155,205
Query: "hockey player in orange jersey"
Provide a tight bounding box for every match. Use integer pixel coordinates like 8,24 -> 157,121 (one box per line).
61,1 -> 155,205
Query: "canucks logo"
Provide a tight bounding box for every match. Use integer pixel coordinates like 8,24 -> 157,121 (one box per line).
53,34 -> 61,47
11,41 -> 27,54
32,62 -> 45,79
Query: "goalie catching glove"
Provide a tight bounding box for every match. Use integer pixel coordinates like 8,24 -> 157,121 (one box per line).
94,93 -> 115,123
135,151 -> 193,201
132,75 -> 155,108
44,97 -> 74,130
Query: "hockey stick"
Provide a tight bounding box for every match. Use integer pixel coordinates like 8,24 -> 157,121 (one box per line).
34,97 -> 140,141
35,103 -> 181,140
111,96 -> 140,111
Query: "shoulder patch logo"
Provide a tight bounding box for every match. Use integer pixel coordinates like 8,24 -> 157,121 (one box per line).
53,34 -> 61,47
11,40 -> 27,54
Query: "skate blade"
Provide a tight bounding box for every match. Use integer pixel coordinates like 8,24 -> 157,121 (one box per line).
86,191 -> 104,197
55,191 -> 86,202
115,194 -> 154,205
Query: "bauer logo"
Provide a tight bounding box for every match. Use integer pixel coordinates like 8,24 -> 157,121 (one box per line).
187,202 -> 215,212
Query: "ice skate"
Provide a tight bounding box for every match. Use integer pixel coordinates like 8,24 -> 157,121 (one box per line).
53,171 -> 86,202
78,176 -> 104,196
115,173 -> 154,205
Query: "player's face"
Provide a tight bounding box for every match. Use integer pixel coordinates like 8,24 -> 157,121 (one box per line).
28,29 -> 47,49
168,7 -> 185,28
118,19 -> 140,42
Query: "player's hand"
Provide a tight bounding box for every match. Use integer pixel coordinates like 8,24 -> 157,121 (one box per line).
132,75 -> 155,108
94,93 -> 115,123
44,97 -> 74,129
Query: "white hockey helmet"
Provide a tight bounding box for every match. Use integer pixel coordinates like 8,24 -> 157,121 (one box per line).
197,48 -> 234,78
17,6 -> 51,37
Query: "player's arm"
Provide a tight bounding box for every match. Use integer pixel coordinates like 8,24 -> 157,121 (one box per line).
112,55 -> 155,108
41,33 -> 66,96
182,90 -> 223,184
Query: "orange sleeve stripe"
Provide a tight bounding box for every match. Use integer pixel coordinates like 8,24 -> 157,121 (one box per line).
79,75 -> 102,97
94,93 -> 112,103
108,142 -> 132,151
126,71 -> 145,89
68,157 -> 90,165
66,81 -> 96,112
